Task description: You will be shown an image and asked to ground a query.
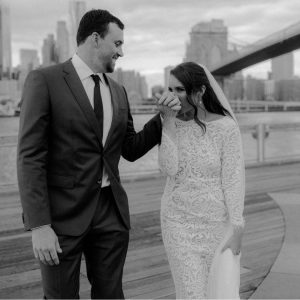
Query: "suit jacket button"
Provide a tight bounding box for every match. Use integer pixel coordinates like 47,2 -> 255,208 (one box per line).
97,179 -> 102,185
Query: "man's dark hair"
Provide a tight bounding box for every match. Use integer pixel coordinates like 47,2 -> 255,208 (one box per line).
76,9 -> 124,46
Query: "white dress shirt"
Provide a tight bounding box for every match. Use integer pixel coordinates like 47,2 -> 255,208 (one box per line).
72,53 -> 112,187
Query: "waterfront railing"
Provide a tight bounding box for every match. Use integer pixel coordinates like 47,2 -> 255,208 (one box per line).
1,122 -> 300,186
130,101 -> 300,114
1,100 -> 300,117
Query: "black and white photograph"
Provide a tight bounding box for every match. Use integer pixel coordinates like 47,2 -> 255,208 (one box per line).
0,0 -> 300,299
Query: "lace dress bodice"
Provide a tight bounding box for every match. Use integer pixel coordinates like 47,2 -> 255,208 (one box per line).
159,116 -> 245,299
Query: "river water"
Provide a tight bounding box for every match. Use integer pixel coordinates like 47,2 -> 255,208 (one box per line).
0,111 -> 300,183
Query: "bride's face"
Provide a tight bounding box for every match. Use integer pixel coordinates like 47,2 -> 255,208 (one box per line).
168,74 -> 194,115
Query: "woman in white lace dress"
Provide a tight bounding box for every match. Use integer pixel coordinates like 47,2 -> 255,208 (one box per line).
157,62 -> 245,299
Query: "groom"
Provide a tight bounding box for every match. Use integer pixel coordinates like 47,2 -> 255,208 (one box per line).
17,9 -> 180,299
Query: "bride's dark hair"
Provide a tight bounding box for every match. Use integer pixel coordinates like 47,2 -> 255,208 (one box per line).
170,62 -> 232,132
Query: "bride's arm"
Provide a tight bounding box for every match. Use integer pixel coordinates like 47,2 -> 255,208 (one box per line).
221,121 -> 245,229
158,109 -> 179,176
221,121 -> 245,255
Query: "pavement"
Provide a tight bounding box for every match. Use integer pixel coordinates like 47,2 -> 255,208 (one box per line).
251,188 -> 300,299
1,167 -> 300,299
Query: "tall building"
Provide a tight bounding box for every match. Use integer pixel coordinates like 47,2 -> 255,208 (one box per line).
224,76 -> 244,100
275,79 -> 300,101
18,49 -> 39,89
110,68 -> 148,104
164,65 -> 174,91
69,0 -> 86,55
0,0 -> 12,78
42,34 -> 57,67
271,52 -> 294,81
264,80 -> 275,101
56,21 -> 70,62
137,73 -> 148,100
184,19 -> 228,70
20,49 -> 39,72
244,75 -> 265,101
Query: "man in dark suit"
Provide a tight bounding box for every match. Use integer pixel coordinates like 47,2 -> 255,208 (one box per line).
17,9 -> 180,299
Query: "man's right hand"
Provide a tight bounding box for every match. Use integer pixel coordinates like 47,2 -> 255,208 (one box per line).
32,225 -> 62,266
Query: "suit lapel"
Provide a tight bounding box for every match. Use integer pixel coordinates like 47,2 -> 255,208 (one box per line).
62,60 -> 103,148
104,74 -> 120,150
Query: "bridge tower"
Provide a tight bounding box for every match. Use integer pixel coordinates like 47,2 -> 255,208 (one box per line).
184,19 -> 228,70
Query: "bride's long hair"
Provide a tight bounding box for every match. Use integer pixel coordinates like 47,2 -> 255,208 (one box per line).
170,62 -> 232,132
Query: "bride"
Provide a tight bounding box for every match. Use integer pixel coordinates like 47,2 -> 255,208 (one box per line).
157,62 -> 245,299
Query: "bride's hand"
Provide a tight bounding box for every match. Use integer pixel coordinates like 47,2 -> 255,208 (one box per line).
221,229 -> 243,256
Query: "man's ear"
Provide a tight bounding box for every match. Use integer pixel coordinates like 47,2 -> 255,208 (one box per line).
91,32 -> 100,47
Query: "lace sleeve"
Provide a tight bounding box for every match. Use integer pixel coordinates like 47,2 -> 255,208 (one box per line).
158,118 -> 178,176
221,121 -> 245,229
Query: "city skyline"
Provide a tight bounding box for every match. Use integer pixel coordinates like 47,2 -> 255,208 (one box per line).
0,0 -> 12,77
6,0 -> 300,87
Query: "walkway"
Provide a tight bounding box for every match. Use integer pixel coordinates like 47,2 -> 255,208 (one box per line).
0,162 -> 299,299
251,187 -> 300,299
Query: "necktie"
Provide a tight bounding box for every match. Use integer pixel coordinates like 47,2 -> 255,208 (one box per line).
91,74 -> 104,141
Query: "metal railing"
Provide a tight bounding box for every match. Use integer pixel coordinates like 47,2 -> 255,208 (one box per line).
130,101 -> 300,114
240,122 -> 300,164
230,100 -> 300,113
1,122 -> 300,186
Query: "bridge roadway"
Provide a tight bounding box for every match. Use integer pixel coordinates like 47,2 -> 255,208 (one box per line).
0,162 -> 299,298
211,21 -> 300,76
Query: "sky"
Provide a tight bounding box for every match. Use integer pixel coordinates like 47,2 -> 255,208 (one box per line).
7,0 -> 300,88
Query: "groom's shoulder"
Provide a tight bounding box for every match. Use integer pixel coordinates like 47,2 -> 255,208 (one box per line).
37,61 -> 66,75
26,63 -> 65,81
24,63 -> 65,86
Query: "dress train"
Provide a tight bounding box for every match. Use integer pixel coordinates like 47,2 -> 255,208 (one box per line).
207,223 -> 241,299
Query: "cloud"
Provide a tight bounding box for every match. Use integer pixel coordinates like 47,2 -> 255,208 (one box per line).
6,0 -> 300,85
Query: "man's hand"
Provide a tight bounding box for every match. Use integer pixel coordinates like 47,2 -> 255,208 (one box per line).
155,92 -> 181,118
32,225 -> 62,266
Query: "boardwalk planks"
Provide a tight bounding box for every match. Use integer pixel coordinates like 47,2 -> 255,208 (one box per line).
1,162 -> 299,299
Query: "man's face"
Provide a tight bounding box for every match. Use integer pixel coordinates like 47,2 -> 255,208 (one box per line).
97,22 -> 124,73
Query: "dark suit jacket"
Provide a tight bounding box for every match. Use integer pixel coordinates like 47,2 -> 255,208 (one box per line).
17,60 -> 162,236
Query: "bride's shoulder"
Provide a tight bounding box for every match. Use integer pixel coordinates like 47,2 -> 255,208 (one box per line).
215,116 -> 240,134
211,115 -> 236,126
222,115 -> 237,125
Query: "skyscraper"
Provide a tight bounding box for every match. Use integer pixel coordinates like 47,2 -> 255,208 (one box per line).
57,21 -> 70,62
42,34 -> 57,67
110,68 -> 148,104
0,0 -> 12,78
164,65 -> 174,91
69,0 -> 86,55
20,49 -> 39,72
271,52 -> 294,81
18,49 -> 40,90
